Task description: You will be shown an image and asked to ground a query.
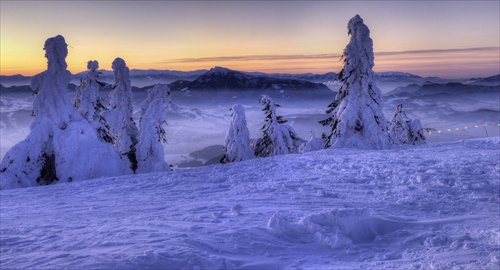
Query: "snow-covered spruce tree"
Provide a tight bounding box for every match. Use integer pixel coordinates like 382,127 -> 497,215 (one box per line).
320,15 -> 391,149
74,60 -> 113,143
221,104 -> 254,163
0,35 -> 130,189
388,104 -> 426,145
299,131 -> 327,153
139,83 -> 172,120
135,84 -> 171,173
253,95 -> 300,157
103,58 -> 139,172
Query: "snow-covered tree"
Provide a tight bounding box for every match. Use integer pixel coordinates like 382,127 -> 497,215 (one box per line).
135,87 -> 170,173
389,104 -> 426,145
74,60 -> 113,143
103,57 -> 139,172
221,104 -> 254,163
407,119 -> 426,145
320,15 -> 391,149
299,131 -> 327,153
0,35 -> 130,189
253,95 -> 300,157
139,83 -> 172,119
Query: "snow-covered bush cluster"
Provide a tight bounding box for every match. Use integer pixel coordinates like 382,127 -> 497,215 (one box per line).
0,35 -> 173,189
388,104 -> 426,145
222,14 -> 425,163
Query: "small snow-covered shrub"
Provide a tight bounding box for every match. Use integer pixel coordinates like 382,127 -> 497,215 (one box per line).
388,104 -> 426,145
222,104 -> 254,163
253,95 -> 301,157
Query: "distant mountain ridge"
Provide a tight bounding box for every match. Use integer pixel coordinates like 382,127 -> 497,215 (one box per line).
244,71 -> 337,84
463,74 -> 500,86
2,68 -> 499,90
167,66 -> 331,91
386,82 -> 500,96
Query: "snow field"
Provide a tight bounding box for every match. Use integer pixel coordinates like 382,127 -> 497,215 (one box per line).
1,138 -> 499,269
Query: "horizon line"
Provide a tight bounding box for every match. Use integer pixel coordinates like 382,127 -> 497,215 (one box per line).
159,47 -> 499,64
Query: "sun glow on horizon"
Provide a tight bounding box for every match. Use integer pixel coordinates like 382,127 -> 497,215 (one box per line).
2,46 -> 498,80
1,1 -> 498,79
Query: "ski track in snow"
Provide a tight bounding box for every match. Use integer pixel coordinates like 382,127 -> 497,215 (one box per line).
1,138 -> 499,269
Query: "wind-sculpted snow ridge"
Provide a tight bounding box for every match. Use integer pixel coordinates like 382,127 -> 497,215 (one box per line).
1,138 -> 498,269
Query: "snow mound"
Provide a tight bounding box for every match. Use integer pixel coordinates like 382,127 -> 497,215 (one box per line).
268,209 -> 405,248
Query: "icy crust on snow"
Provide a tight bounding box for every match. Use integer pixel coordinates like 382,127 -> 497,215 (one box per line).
1,138 -> 498,269
0,36 -> 128,189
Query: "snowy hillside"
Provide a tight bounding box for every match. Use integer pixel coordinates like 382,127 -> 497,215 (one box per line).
1,138 -> 499,269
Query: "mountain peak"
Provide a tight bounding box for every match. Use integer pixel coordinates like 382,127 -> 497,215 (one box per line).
208,66 -> 233,75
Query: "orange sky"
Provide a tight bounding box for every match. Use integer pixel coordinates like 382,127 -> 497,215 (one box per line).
1,1 -> 499,78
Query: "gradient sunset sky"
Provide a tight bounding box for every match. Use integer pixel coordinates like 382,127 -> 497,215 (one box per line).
1,1 -> 499,78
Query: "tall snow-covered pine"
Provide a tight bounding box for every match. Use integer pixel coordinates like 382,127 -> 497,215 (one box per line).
222,104 -> 254,163
320,15 -> 391,149
104,58 -> 139,172
136,84 -> 171,173
139,83 -> 172,120
74,60 -> 113,143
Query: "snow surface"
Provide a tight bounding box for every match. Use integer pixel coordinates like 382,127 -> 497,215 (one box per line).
1,137 -> 499,269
